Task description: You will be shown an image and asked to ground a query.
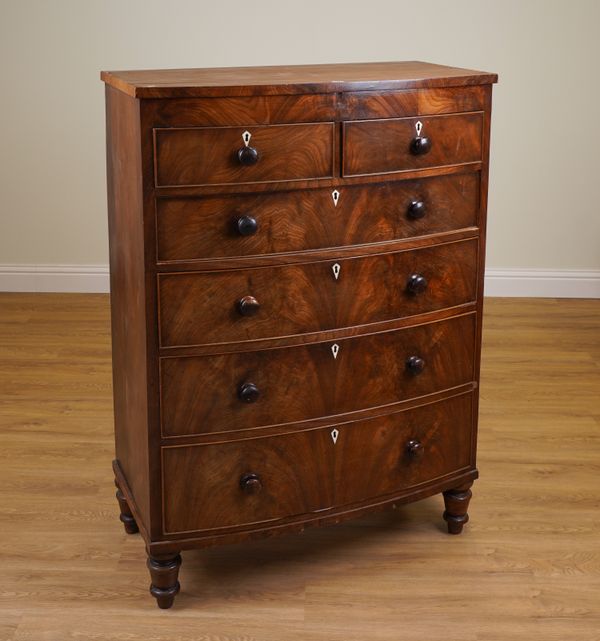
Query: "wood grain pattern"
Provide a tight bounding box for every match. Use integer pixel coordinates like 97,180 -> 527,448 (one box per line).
100,61 -> 498,98
104,86 -> 151,529
144,86 -> 485,129
145,94 -> 337,126
3,295 -> 599,638
161,393 -> 474,534
154,122 -> 335,187
343,112 -> 483,176
153,467 -> 477,553
158,305 -> 478,360
156,172 -> 480,262
154,226 -> 479,275
162,428 -> 334,534
160,313 -> 476,437
152,164 -> 483,201
339,85 -> 486,120
158,238 -> 478,348
332,393 -> 473,506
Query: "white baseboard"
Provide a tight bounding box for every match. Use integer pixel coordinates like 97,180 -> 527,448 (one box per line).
484,268 -> 600,298
0,264 -> 599,298
0,264 -> 109,293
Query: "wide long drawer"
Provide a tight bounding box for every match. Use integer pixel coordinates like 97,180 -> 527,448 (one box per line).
158,238 -> 478,348
343,112 -> 483,177
160,313 -> 476,436
156,173 -> 480,262
161,393 -> 474,534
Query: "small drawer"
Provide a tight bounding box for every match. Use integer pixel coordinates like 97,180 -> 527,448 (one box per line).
154,122 -> 335,187
158,238 -> 478,348
161,393 -> 473,534
156,172 -> 480,262
160,313 -> 476,436
343,112 -> 483,177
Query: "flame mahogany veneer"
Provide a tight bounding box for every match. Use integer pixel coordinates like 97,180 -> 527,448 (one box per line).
102,61 -> 497,608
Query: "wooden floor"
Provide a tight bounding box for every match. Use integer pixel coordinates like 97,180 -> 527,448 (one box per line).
0,295 -> 598,640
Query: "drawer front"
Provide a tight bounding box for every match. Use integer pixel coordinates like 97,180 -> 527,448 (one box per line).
161,393 -> 473,534
154,123 -> 335,187
160,313 -> 476,436
343,112 -> 483,177
158,239 -> 478,348
332,392 -> 473,506
156,173 -> 480,262
162,428 -> 333,533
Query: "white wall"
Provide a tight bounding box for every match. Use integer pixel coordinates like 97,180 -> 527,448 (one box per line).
1,0 -> 599,295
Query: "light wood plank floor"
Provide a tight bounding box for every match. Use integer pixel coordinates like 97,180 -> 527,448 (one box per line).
0,294 -> 598,640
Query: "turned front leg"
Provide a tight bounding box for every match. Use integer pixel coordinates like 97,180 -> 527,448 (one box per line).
114,479 -> 138,534
147,552 -> 182,609
443,482 -> 473,534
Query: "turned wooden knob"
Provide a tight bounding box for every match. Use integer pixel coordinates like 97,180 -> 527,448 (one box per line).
237,295 -> 260,316
410,136 -> 432,156
237,145 -> 259,166
407,200 -> 426,219
406,273 -> 428,294
236,215 -> 258,236
406,355 -> 426,375
406,439 -> 424,458
240,473 -> 262,494
238,382 -> 260,403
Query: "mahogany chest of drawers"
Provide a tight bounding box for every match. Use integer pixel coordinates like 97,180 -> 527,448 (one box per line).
101,61 -> 497,608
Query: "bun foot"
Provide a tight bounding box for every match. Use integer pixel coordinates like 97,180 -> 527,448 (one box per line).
147,553 -> 182,609
443,482 -> 473,535
114,480 -> 138,534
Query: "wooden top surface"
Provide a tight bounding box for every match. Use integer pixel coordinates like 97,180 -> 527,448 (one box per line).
101,61 -> 498,98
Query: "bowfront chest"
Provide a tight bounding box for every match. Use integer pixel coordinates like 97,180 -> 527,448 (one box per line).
102,61 -> 497,608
